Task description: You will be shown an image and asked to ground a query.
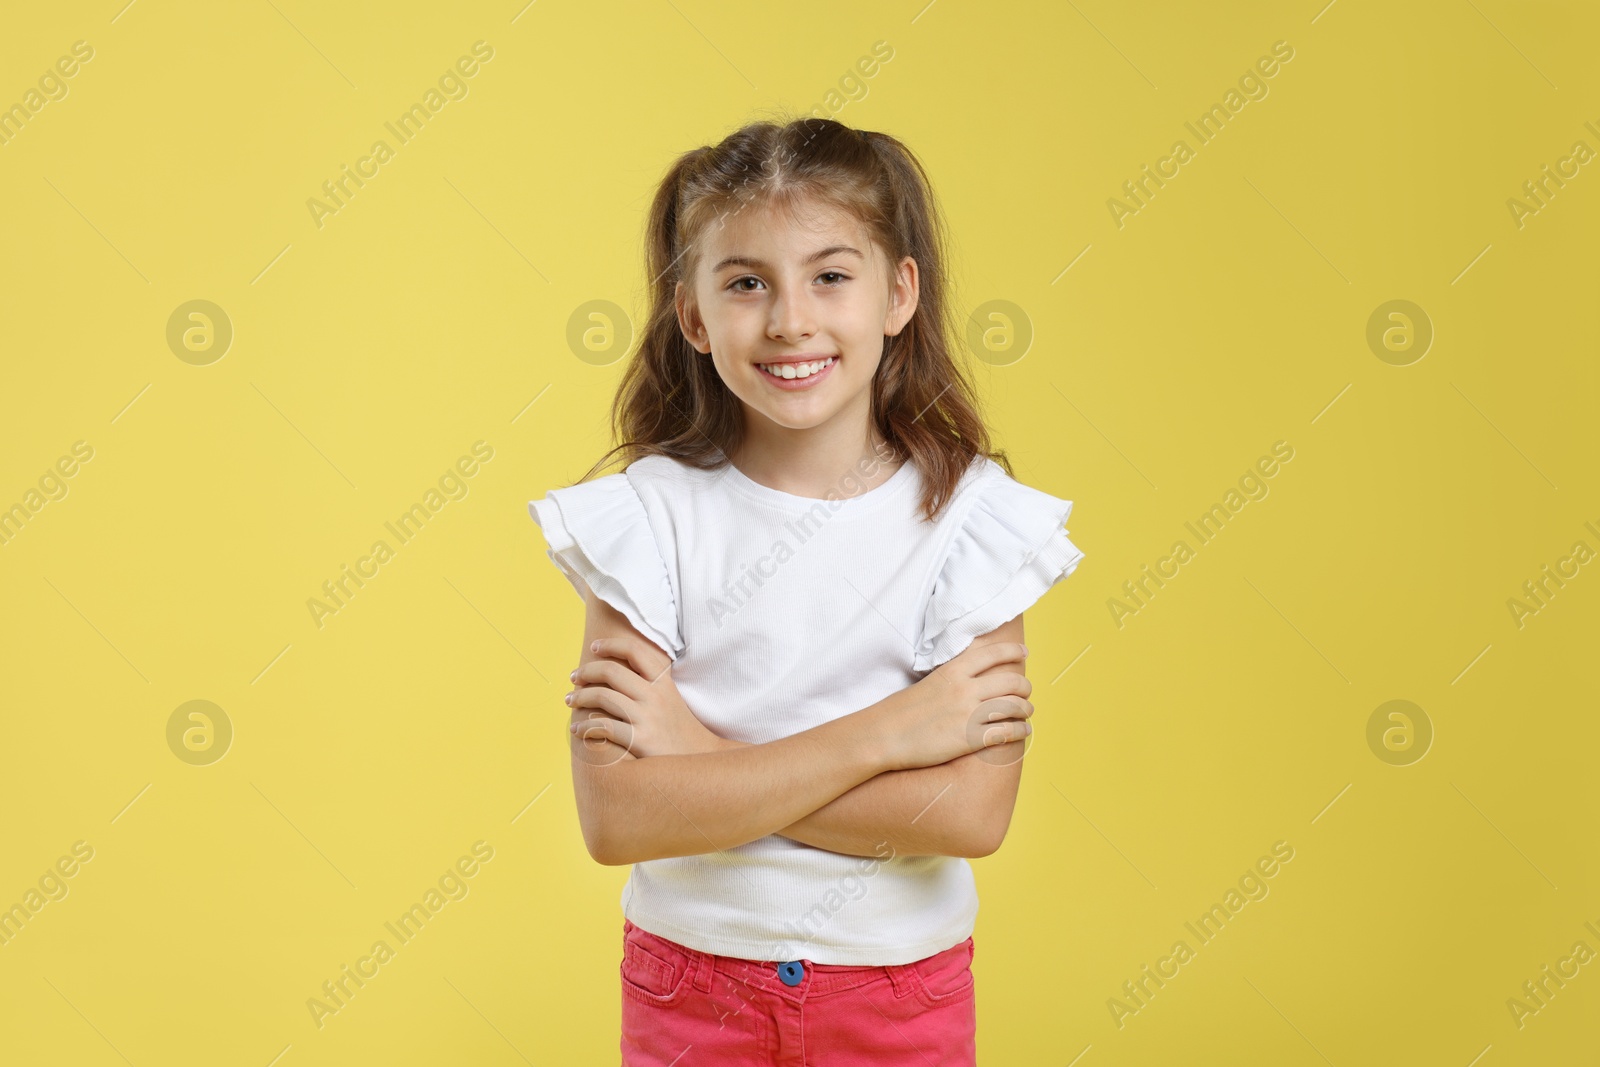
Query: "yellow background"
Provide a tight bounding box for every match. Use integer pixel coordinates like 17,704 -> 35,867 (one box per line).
2,0 -> 1596,1063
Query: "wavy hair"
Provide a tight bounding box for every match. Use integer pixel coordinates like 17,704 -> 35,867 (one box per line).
574,114 -> 1010,523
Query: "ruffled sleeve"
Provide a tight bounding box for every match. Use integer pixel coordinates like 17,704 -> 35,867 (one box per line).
913,467 -> 1085,672
528,472 -> 684,661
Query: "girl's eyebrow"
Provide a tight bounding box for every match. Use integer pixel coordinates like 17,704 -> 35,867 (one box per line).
710,245 -> 865,273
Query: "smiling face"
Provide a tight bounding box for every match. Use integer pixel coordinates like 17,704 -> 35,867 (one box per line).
675,196 -> 919,441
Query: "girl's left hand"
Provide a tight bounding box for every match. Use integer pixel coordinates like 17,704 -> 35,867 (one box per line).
567,635 -> 726,758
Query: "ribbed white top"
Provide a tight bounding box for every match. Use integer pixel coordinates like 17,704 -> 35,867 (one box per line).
529,451 -> 1084,965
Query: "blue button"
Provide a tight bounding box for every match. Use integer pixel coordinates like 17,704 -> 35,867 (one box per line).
777,960 -> 805,986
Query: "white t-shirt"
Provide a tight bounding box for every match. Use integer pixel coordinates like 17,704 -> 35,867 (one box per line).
528,450 -> 1085,965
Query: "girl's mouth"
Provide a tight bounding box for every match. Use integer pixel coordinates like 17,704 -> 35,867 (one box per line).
758,355 -> 837,390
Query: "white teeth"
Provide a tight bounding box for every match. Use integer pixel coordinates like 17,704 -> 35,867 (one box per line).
761,356 -> 835,379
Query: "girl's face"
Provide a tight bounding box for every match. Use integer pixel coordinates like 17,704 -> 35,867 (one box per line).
676,198 -> 918,439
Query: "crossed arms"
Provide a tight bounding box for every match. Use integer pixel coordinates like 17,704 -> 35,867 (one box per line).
562,576 -> 1028,865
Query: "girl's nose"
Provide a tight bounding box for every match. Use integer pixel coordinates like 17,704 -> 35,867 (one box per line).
768,291 -> 818,342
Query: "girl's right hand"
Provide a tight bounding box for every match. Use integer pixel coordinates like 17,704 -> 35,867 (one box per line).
878,641 -> 1033,771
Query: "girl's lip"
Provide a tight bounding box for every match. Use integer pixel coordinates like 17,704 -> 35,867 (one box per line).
757,355 -> 837,391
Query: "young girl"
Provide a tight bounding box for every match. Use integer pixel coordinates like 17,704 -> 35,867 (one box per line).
529,117 -> 1084,1065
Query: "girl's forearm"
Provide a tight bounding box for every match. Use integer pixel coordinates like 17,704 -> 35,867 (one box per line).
707,627 -> 1029,858
575,696 -> 902,866
714,736 -> 984,858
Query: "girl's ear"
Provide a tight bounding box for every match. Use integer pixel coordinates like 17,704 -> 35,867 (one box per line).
885,255 -> 920,337
674,280 -> 711,354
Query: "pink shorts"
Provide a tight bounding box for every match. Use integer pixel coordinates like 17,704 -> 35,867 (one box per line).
619,919 -> 977,1065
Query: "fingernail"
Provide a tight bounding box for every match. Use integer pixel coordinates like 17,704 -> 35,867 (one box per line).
591,640 -> 601,654
569,669 -> 577,683
569,722 -> 578,734
564,692 -> 573,705
1020,644 -> 1028,657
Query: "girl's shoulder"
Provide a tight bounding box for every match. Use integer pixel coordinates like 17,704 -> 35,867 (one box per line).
528,459 -> 685,659
623,451 -> 705,490
912,456 -> 1086,671
938,454 -> 1062,525
945,457 -> 1085,556
620,453 -> 725,520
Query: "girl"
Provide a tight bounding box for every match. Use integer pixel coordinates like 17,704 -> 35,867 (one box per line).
529,117 -> 1084,1066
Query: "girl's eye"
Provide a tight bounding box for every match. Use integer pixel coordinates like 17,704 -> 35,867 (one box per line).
727,272 -> 850,293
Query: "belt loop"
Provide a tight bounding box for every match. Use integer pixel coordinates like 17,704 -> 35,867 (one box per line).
886,961 -> 920,999
691,947 -> 713,993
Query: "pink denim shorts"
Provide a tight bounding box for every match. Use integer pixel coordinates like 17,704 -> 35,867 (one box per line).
619,918 -> 977,1065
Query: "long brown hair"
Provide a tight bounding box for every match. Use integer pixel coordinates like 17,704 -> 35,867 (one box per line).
574,114 -> 1011,523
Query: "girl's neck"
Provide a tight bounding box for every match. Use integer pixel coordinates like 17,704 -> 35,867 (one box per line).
726,430 -> 900,502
